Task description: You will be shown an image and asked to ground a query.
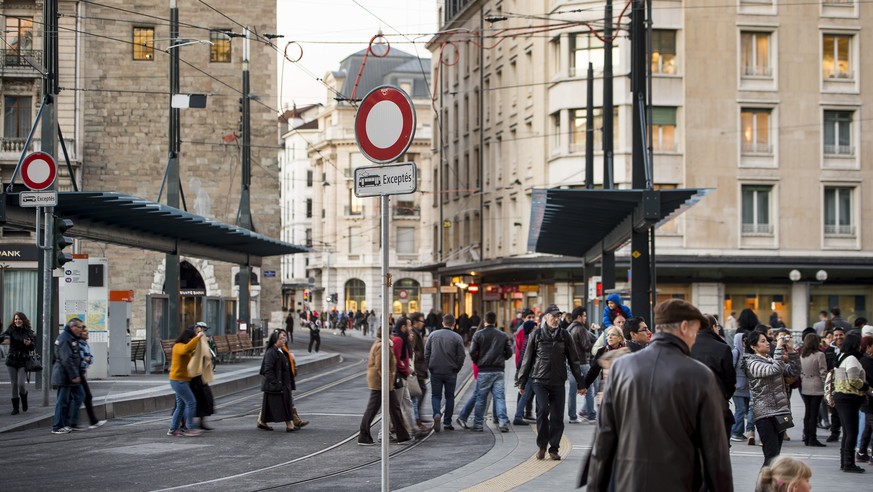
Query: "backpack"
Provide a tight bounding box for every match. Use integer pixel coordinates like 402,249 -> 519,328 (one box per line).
823,368 -> 836,408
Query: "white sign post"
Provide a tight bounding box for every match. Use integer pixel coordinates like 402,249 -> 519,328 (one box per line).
354,85 -> 417,492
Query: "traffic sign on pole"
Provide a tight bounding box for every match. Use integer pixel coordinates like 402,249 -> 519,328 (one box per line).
354,85 -> 416,164
21,152 -> 57,191
353,162 -> 417,198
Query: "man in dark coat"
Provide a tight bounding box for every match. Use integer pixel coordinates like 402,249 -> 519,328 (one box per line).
690,315 -> 737,447
51,318 -> 85,434
584,299 -> 733,491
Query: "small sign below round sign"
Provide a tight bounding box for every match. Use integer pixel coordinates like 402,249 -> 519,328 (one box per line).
354,85 -> 416,164
21,152 -> 57,191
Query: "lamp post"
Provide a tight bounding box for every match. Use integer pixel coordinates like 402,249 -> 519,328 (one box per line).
788,269 -> 827,330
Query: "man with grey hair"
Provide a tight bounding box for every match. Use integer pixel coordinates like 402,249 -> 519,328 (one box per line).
425,313 -> 466,432
583,299 -> 732,491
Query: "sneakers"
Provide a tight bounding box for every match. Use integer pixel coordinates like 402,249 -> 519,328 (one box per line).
578,415 -> 596,424
51,427 -> 71,435
394,437 -> 413,445
730,434 -> 746,442
180,429 -> 203,437
747,435 -> 756,446
167,429 -> 181,436
443,424 -> 454,431
69,426 -> 86,432
433,414 -> 442,433
470,426 -> 484,432
89,420 -> 107,429
568,418 -> 580,424
513,418 -> 526,426
856,452 -> 870,463
499,425 -> 509,433
357,438 -> 376,446
455,417 -> 469,430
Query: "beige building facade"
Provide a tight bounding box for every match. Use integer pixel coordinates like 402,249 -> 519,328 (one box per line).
430,0 -> 873,329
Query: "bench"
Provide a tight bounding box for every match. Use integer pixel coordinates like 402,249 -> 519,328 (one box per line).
130,339 -> 147,372
213,335 -> 233,363
161,339 -> 175,372
238,333 -> 259,356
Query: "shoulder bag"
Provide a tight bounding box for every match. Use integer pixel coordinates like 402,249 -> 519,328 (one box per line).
25,351 -> 43,372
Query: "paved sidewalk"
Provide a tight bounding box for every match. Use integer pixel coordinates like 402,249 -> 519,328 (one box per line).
0,346 -> 338,433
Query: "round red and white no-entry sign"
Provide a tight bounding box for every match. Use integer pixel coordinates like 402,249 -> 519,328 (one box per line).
354,85 -> 416,164
21,152 -> 57,191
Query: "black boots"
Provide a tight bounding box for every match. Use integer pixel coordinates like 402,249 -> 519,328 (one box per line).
11,398 -> 19,415
20,393 -> 28,412
841,449 -> 866,473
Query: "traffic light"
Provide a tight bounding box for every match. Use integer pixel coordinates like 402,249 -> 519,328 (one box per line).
52,216 -> 74,269
303,289 -> 309,302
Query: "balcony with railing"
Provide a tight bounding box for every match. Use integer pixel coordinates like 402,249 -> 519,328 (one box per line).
393,202 -> 420,219
825,224 -> 855,236
0,137 -> 78,161
824,144 -> 854,156
823,69 -> 854,80
742,223 -> 773,235
741,142 -> 772,155
1,49 -> 42,75
742,65 -> 773,77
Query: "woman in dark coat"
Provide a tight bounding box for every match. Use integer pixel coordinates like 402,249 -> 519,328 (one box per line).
0,313 -> 36,415
257,330 -> 296,432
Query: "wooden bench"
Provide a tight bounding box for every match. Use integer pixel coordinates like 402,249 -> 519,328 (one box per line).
213,335 -> 233,363
161,339 -> 175,372
130,339 -> 147,372
238,333 -> 259,356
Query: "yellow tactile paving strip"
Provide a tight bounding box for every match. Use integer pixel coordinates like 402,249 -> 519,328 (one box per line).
460,428 -> 572,492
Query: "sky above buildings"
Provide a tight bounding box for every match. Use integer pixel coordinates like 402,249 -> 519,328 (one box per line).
276,0 -> 437,108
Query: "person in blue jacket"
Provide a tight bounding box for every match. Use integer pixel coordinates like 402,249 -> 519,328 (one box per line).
602,293 -> 632,329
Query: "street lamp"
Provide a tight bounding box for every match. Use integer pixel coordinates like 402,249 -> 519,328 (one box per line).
789,269 -> 801,282
816,270 -> 828,282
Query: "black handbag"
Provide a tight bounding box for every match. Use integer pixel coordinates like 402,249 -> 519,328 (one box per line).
774,413 -> 794,433
24,351 -> 43,372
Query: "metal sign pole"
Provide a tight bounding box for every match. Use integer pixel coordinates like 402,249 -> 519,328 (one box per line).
380,193 -> 390,492
40,209 -> 53,405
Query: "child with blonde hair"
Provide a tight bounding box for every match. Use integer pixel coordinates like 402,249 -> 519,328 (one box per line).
755,456 -> 812,492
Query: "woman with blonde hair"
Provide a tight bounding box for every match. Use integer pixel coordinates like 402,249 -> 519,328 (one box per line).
755,455 -> 811,492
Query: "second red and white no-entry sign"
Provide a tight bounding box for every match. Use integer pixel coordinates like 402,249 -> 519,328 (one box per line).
21,152 -> 57,191
354,85 -> 416,164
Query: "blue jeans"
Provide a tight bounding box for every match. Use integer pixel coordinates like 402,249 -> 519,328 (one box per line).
459,379 -> 498,422
52,384 -> 84,430
170,380 -> 197,431
731,395 -> 750,436
567,366 -> 580,420
473,371 -> 508,428
430,372 -> 458,422
580,364 -> 598,419
514,377 -> 534,420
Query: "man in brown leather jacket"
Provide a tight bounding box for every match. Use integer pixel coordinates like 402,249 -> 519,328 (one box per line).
584,299 -> 733,491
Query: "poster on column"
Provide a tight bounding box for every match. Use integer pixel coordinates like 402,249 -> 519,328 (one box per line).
60,254 -> 89,326
87,257 -> 109,339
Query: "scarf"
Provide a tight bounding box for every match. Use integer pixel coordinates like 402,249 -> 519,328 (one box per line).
392,326 -> 411,360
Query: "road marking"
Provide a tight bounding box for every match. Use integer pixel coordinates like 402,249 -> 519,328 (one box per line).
460,434 -> 571,492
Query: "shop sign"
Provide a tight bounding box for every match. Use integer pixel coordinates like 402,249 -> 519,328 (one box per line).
0,244 -> 39,262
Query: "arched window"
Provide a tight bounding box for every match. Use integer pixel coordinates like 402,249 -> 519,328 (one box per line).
345,278 -> 366,312
392,278 -> 420,315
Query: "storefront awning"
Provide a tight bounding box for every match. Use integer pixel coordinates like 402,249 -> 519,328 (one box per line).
528,188 -> 710,263
5,191 -> 308,265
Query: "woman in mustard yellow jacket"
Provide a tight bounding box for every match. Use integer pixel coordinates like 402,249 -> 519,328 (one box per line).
168,327 -> 204,437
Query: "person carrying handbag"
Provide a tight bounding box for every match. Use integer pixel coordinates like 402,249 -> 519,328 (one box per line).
0,313 -> 36,415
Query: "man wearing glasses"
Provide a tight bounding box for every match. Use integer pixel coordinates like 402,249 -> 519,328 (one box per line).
517,304 -> 585,460
623,317 -> 651,352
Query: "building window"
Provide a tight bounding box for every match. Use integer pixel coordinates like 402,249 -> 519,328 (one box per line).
392,278 -> 420,314
741,31 -> 771,77
133,27 -> 155,60
824,187 -> 853,235
742,185 -> 772,235
397,227 -> 415,254
650,107 -> 677,152
304,228 -> 312,247
398,78 -> 413,95
306,170 -> 313,187
651,30 -> 676,75
823,110 -> 853,156
741,108 -> 772,154
3,96 -> 32,139
572,108 -> 618,152
570,32 -> 618,76
344,278 -> 366,312
4,17 -> 33,66
822,34 -> 851,80
347,189 -> 363,215
209,30 -> 232,63
305,199 -> 312,218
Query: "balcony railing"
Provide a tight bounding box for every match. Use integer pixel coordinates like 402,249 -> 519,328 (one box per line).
741,142 -> 772,154
824,144 -> 854,156
1,137 -> 77,160
742,65 -> 773,77
742,223 -> 773,235
823,69 -> 854,80
1,49 -> 42,71
393,204 -> 420,218
825,224 -> 855,235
